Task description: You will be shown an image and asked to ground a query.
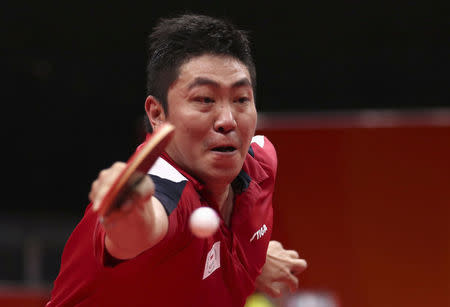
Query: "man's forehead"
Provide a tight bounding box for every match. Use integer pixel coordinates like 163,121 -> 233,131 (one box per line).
187,77 -> 252,90
177,54 -> 252,88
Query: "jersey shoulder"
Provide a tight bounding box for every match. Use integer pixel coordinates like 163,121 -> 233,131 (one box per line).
248,135 -> 278,178
148,157 -> 189,216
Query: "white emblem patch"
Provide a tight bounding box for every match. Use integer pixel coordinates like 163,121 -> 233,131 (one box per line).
203,241 -> 221,280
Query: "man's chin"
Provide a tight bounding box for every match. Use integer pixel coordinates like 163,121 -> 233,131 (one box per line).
201,167 -> 241,185
199,155 -> 245,182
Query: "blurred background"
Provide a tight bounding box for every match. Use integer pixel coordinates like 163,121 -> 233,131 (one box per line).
2,1 -> 449,306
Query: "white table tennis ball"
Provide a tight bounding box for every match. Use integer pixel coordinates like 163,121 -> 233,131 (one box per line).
189,207 -> 220,238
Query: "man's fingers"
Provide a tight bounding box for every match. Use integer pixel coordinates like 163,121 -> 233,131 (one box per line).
289,275 -> 299,292
120,200 -> 134,212
132,175 -> 155,202
269,240 -> 283,248
265,285 -> 282,298
287,249 -> 299,258
278,273 -> 299,293
290,258 -> 308,275
92,185 -> 109,211
90,163 -> 154,214
90,162 -> 127,210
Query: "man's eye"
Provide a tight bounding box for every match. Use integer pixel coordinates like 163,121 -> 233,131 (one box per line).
195,97 -> 215,103
235,97 -> 250,103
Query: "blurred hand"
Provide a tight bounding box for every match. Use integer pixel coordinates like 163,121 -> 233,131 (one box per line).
256,240 -> 307,297
89,162 -> 163,259
89,162 -> 155,217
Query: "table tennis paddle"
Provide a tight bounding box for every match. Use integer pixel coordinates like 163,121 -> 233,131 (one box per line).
94,123 -> 175,217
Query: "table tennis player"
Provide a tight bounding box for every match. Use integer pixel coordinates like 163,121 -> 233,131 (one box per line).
47,13 -> 306,306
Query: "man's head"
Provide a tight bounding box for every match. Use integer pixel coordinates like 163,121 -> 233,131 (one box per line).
145,14 -> 258,188
145,13 -> 256,128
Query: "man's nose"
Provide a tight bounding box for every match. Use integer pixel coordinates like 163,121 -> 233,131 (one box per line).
214,104 -> 237,133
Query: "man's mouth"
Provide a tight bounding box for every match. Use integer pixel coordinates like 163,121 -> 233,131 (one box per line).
211,146 -> 236,152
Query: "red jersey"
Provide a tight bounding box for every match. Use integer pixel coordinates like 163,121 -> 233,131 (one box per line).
47,135 -> 277,307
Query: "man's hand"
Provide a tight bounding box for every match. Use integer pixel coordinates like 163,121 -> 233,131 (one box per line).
256,240 -> 307,297
89,162 -> 168,260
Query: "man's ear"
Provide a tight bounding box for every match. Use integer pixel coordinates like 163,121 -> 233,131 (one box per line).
145,95 -> 166,131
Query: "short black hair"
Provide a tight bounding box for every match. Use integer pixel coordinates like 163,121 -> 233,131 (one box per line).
145,13 -> 256,132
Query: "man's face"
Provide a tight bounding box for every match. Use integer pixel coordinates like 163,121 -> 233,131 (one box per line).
163,54 -> 257,187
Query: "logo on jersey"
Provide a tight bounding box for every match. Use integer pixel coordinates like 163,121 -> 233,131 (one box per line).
203,241 -> 221,280
250,224 -> 268,242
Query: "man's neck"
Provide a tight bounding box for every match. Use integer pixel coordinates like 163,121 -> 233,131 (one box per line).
206,184 -> 231,209
205,184 -> 234,226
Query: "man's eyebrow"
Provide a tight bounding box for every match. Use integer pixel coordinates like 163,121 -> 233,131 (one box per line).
188,77 -> 219,89
231,78 -> 252,88
187,77 -> 252,90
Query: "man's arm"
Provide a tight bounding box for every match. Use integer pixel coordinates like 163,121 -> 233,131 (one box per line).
89,162 -> 169,260
256,240 -> 307,297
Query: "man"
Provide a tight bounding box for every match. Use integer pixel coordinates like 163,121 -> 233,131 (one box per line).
47,14 -> 306,306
